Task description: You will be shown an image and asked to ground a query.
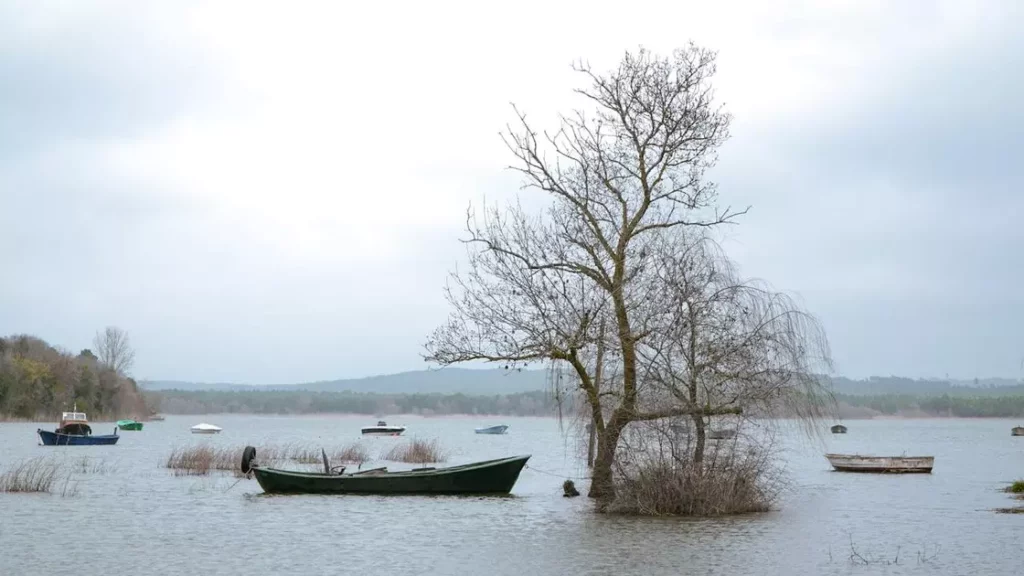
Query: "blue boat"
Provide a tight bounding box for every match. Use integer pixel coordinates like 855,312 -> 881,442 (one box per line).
37,406 -> 119,446
474,424 -> 509,435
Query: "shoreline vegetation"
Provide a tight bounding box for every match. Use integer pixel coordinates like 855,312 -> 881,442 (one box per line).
6,388 -> 1024,420
0,332 -> 149,421
137,389 -> 1024,419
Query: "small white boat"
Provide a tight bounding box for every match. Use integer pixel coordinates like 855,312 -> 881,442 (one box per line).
825,453 -> 934,473
361,420 -> 405,436
190,423 -> 222,434
475,425 -> 509,435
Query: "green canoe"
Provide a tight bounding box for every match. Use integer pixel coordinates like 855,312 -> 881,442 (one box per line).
116,419 -> 143,431
241,448 -> 530,495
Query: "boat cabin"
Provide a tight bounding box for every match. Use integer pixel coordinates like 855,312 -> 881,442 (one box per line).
57,410 -> 92,436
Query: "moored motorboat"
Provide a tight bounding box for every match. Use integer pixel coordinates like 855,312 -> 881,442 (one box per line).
475,424 -> 509,435
1012,426 -> 1024,436
825,453 -> 934,473
37,406 -> 119,446
361,420 -> 406,436
190,423 -> 222,434
240,446 -> 530,495
117,419 -> 143,431
831,424 -> 847,434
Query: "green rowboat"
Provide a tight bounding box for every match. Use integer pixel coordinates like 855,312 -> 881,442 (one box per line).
241,446 -> 530,495
116,419 -> 143,431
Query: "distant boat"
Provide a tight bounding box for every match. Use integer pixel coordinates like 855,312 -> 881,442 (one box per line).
475,425 -> 509,435
825,453 -> 934,473
1012,426 -> 1024,436
707,428 -> 736,440
361,420 -> 406,436
831,424 -> 847,434
150,415 -> 166,422
190,423 -> 222,434
241,446 -> 530,495
117,419 -> 143,431
37,406 -> 119,446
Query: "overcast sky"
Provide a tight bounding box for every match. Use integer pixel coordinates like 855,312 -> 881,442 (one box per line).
1,0 -> 1021,383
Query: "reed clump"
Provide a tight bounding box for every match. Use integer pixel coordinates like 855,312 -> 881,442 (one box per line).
381,438 -> 447,464
1005,480 -> 1024,494
166,442 -> 373,475
0,456 -> 61,493
166,445 -> 219,476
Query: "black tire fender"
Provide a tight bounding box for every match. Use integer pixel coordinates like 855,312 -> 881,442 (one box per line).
241,446 -> 257,474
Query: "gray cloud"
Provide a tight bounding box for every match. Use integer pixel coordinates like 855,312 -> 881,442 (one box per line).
1,2 -> 1021,383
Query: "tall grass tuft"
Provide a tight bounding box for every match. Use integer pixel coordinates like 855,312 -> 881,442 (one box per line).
166,442 -> 374,475
0,457 -> 61,493
381,438 -> 447,464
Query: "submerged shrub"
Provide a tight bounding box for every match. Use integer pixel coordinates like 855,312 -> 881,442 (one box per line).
606,424 -> 783,516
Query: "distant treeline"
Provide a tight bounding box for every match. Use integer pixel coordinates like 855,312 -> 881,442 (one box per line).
836,393 -> 1024,418
148,388 -> 1024,419
149,389 -> 567,416
0,334 -> 149,420
831,376 -> 1024,397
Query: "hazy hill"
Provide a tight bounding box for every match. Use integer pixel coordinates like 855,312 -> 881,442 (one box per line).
142,367 -> 551,395
142,369 -> 1024,397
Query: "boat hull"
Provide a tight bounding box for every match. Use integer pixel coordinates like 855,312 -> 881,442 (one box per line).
252,455 -> 531,495
1012,427 -> 1024,437
361,427 -> 405,436
191,429 -> 221,434
37,429 -> 119,446
117,421 -> 143,431
825,453 -> 933,473
475,425 -> 509,435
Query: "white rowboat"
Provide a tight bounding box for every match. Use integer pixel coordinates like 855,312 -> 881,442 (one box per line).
825,453 -> 933,473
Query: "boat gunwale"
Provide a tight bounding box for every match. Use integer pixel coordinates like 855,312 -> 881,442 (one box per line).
251,454 -> 531,479
824,453 -> 934,461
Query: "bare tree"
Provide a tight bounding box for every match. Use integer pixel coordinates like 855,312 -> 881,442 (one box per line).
639,231 -> 835,463
93,326 -> 135,376
423,44 -> 831,502
426,44 -> 754,499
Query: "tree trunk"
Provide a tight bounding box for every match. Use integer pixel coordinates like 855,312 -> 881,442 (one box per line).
586,422 -> 596,468
692,413 -> 706,467
589,418 -> 625,499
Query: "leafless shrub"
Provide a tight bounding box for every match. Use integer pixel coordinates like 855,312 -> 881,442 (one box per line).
605,420 -> 784,516
381,438 -> 448,464
0,456 -> 62,493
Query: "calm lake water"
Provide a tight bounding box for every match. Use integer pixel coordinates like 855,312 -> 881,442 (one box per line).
0,415 -> 1021,575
